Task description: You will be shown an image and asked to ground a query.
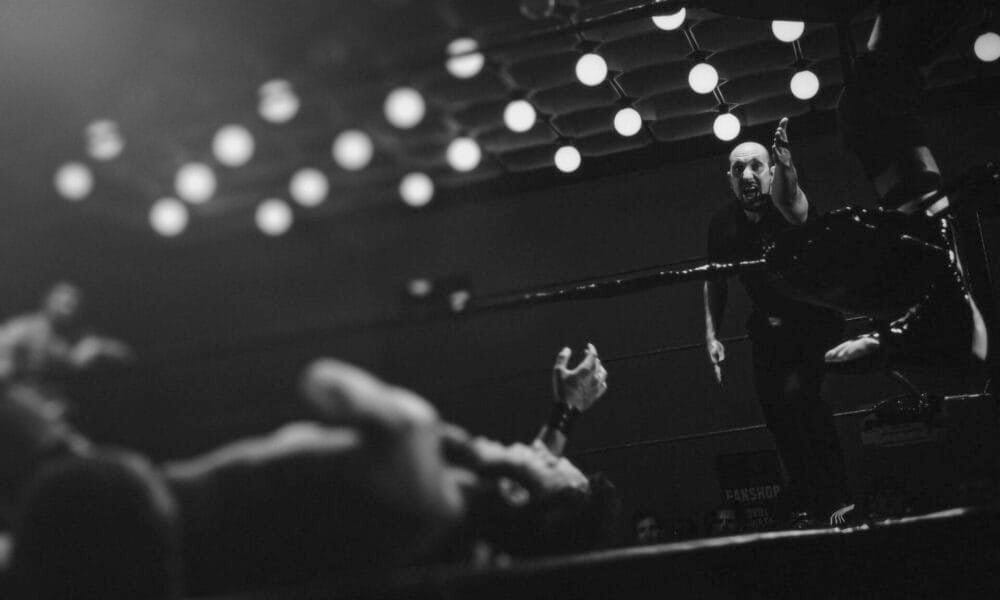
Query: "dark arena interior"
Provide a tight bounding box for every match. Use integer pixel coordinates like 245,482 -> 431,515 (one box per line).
2,0 -> 1000,598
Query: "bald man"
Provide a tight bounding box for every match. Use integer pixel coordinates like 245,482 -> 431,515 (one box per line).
703,118 -> 849,527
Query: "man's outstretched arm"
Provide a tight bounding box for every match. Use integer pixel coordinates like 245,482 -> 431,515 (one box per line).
770,117 -> 809,224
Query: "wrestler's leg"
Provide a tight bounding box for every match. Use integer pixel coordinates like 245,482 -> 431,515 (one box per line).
867,1 -> 981,214
826,216 -> 988,366
840,1 -> 980,210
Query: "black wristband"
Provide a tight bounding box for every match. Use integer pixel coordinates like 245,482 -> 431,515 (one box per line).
547,402 -> 582,435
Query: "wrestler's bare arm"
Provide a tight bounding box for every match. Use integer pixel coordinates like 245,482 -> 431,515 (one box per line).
536,344 -> 608,456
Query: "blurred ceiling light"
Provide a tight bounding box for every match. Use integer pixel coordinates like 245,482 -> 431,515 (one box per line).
974,31 -> 1000,62
503,100 -> 537,133
53,162 -> 94,201
85,119 -> 125,161
446,137 -> 482,172
446,37 -> 485,79
407,278 -> 433,298
688,62 -> 719,94
257,79 -> 300,124
713,113 -> 741,141
174,162 -> 217,204
613,107 -> 643,137
449,289 -> 471,313
384,87 -> 426,129
332,129 -> 374,171
212,125 -> 255,167
289,168 -> 329,207
554,145 -> 581,173
790,69 -> 820,100
149,198 -> 188,237
771,20 -> 805,43
651,6 -> 686,31
399,172 -> 434,207
256,198 -> 294,236
575,53 -> 608,87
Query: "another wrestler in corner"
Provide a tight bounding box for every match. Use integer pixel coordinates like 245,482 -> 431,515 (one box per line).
704,117 -> 851,528
829,0 -> 989,368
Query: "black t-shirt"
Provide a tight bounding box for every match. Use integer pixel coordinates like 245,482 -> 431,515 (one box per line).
707,199 -> 842,336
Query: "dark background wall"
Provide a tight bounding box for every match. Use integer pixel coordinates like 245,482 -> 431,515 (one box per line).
4,101 -> 998,527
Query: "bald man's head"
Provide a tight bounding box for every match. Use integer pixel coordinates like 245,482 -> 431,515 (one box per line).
727,141 -> 773,212
728,142 -> 770,165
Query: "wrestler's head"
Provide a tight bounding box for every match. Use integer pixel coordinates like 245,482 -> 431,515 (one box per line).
727,142 -> 773,213
11,451 -> 181,599
42,281 -> 83,327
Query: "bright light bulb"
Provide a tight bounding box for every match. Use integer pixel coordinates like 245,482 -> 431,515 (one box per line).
790,70 -> 820,100
688,62 -> 719,94
384,87 -> 426,129
713,113 -> 741,141
174,162 -> 216,204
446,38 -> 485,79
213,125 -> 255,167
772,20 -> 805,43
85,120 -> 124,161
575,53 -> 608,87
256,198 -> 293,236
332,129 -> 374,171
53,162 -> 94,201
289,168 -> 329,207
554,145 -> 581,173
399,172 -> 434,207
449,289 -> 471,313
613,107 -> 643,137
258,79 -> 300,123
503,100 -> 537,133
149,198 -> 188,237
446,137 -> 481,172
407,278 -> 433,298
974,31 -> 1000,62
651,7 -> 686,31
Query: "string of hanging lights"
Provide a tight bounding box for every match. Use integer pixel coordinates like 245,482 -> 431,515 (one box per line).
52,0 -> 998,238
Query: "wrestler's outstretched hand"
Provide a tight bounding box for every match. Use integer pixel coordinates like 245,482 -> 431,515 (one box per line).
772,117 -> 792,168
552,343 -> 608,412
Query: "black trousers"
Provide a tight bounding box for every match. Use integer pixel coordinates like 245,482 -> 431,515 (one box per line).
750,317 -> 849,515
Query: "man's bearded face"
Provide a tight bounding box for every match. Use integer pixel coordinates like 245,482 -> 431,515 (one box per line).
727,143 -> 773,212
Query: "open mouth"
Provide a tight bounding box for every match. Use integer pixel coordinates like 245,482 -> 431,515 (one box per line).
740,185 -> 760,199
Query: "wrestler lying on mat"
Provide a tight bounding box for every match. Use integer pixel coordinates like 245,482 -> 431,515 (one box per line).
0,344 -> 617,597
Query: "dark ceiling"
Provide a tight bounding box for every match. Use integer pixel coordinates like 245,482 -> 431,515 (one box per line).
0,0 -> 996,243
